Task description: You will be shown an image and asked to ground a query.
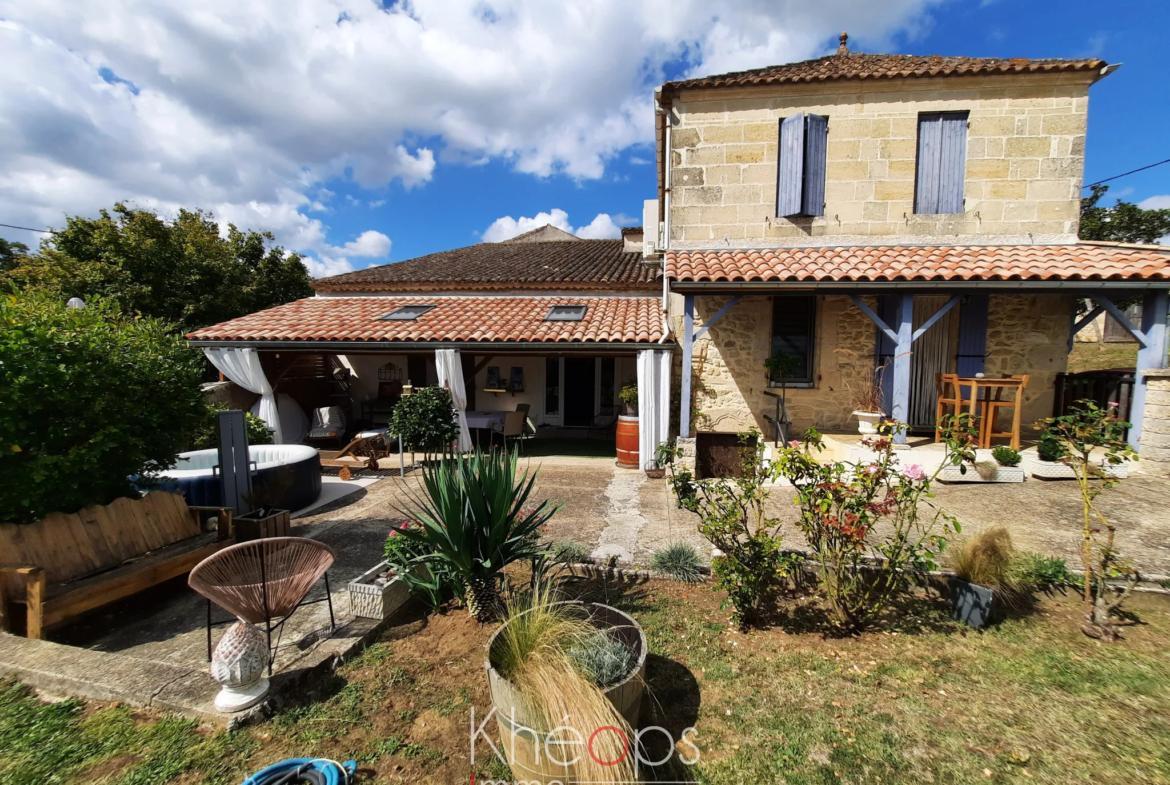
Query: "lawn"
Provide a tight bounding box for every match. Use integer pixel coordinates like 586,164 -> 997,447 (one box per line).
3,576 -> 1168,785
1067,342 -> 1138,373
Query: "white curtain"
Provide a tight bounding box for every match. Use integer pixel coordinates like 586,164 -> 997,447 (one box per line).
435,348 -> 473,452
637,349 -> 673,470
251,393 -> 308,445
204,347 -> 284,444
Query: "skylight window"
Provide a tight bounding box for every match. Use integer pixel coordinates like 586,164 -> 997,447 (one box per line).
380,304 -> 435,321
545,305 -> 587,322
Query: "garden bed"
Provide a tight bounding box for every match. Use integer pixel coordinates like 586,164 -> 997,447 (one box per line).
4,570 -> 1169,785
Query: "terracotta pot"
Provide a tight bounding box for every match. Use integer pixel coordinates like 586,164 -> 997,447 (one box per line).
616,415 -> 639,469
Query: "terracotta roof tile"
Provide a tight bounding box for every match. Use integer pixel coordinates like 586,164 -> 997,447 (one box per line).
666,245 -> 1170,283
663,52 -> 1106,94
312,239 -> 658,293
187,296 -> 665,344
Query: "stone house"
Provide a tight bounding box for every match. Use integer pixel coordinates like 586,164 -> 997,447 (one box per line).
645,35 -> 1170,450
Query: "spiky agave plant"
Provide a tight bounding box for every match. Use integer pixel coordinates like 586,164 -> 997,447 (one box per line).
392,448 -> 557,621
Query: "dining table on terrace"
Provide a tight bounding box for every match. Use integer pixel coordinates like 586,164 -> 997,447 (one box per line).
940,374 -> 1029,449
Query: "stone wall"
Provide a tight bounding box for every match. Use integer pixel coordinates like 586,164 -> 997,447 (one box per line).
1139,370 -> 1170,477
667,72 -> 1095,248
671,292 -> 1072,435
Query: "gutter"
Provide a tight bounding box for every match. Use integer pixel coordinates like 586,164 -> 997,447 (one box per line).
669,279 -> 1170,293
186,340 -> 670,352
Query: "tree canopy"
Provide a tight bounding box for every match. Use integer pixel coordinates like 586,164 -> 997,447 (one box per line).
1080,184 -> 1170,245
2,204 -> 313,332
0,238 -> 29,273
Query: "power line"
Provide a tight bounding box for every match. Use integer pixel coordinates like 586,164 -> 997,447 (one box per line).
1084,157 -> 1170,189
0,222 -> 53,233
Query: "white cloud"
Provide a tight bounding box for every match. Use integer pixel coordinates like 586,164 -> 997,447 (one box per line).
334,230 -> 391,258
0,0 -> 943,270
482,209 -> 624,241
1138,195 -> 1170,210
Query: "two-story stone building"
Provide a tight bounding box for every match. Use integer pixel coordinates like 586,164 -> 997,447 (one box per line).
648,34 -> 1169,452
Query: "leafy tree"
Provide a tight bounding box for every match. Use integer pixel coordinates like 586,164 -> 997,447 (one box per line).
1080,184 -> 1170,244
188,403 -> 273,451
0,238 -> 28,273
390,386 -> 459,460
0,293 -> 206,523
2,204 -> 313,332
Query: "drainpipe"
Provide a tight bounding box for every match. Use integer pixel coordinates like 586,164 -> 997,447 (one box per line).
656,91 -> 672,344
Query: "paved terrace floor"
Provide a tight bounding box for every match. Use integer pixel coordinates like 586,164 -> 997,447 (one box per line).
10,453 -> 1167,723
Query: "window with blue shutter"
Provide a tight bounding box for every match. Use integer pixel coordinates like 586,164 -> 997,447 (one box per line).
914,112 -> 968,214
776,113 -> 828,218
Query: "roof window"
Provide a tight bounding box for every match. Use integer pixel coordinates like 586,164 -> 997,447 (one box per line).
380,304 -> 435,321
544,305 -> 587,321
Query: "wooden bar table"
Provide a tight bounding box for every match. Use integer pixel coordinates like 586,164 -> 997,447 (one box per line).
956,376 -> 1027,448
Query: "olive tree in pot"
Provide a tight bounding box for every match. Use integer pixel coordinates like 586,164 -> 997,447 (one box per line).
390,449 -> 557,621
485,582 -> 646,784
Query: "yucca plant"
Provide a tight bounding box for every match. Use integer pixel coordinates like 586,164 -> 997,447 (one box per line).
392,449 -> 558,621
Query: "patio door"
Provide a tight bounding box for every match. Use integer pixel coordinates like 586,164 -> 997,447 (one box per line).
909,296 -> 957,429
563,358 -> 596,427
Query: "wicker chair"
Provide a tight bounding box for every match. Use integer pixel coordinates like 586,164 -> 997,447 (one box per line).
189,537 -> 336,672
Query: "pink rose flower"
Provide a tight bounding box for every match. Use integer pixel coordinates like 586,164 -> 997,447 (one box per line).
789,440 -> 801,448
903,463 -> 925,481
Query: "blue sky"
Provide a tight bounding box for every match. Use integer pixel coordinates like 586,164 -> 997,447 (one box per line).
1,0 -> 1167,272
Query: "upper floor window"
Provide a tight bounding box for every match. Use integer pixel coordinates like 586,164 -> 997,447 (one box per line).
769,295 -> 817,385
914,112 -> 969,214
776,113 -> 828,218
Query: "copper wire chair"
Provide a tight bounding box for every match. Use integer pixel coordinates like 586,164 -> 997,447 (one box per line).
189,537 -> 336,673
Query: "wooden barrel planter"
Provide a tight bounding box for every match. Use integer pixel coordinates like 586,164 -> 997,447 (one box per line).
485,602 -> 647,783
616,415 -> 639,469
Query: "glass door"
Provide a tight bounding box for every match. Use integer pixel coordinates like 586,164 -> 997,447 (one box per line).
543,358 -> 562,425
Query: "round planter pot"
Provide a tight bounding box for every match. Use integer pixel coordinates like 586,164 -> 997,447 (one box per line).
616,415 -> 640,469
853,411 -> 882,434
485,602 -> 647,783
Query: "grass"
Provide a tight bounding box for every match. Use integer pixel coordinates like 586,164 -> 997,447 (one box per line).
1067,342 -> 1137,373
650,542 -> 706,582
2,576 -> 1168,785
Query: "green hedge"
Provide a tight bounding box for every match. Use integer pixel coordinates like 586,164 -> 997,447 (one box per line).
0,294 -> 205,523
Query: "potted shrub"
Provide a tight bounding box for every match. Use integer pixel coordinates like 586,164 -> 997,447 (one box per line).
618,378 -> 638,416
389,449 -> 557,621
1029,427 -> 1128,480
938,445 -> 1025,483
349,523 -> 450,619
389,386 -> 458,464
846,362 -> 886,435
948,526 -> 1068,628
485,584 -> 645,784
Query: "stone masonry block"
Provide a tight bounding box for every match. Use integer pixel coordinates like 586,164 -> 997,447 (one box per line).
674,167 -> 705,186
703,124 -> 743,144
726,144 -> 766,164
970,115 -> 1016,136
686,146 -> 724,166
671,127 -> 700,148
679,185 -> 723,206
879,138 -> 916,160
1028,180 -> 1073,201
967,159 -> 1010,179
1005,136 -> 1051,158
990,180 -> 1027,199
874,181 -> 913,201
827,160 -> 868,180
1041,114 -> 1085,136
742,122 -> 777,142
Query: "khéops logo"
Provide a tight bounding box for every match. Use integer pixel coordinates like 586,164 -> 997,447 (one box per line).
470,706 -> 701,784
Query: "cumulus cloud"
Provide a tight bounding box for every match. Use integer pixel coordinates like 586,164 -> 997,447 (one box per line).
482,209 -> 624,242
0,0 -> 942,269
1138,195 -> 1170,210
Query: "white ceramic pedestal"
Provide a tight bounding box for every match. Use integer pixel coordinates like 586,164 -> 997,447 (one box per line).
214,677 -> 271,712
211,620 -> 271,713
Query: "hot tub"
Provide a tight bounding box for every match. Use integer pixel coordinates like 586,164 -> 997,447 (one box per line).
156,444 -> 322,511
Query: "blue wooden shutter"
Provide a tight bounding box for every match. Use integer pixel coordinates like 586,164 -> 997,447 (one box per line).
956,294 -> 989,401
937,113 -> 968,213
914,114 -> 942,213
802,114 -> 828,217
776,113 -> 805,217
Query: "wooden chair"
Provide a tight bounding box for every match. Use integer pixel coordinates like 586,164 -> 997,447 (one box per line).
492,411 -> 527,452
934,373 -> 965,442
981,375 -> 1029,449
514,402 -> 536,437
189,536 -> 335,673
0,492 -> 231,639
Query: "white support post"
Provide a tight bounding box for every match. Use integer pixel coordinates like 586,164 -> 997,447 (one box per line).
1130,290 -> 1169,451
891,294 -> 914,444
679,294 -> 695,439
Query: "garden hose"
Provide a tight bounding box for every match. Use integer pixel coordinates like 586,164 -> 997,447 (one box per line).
240,758 -> 356,785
